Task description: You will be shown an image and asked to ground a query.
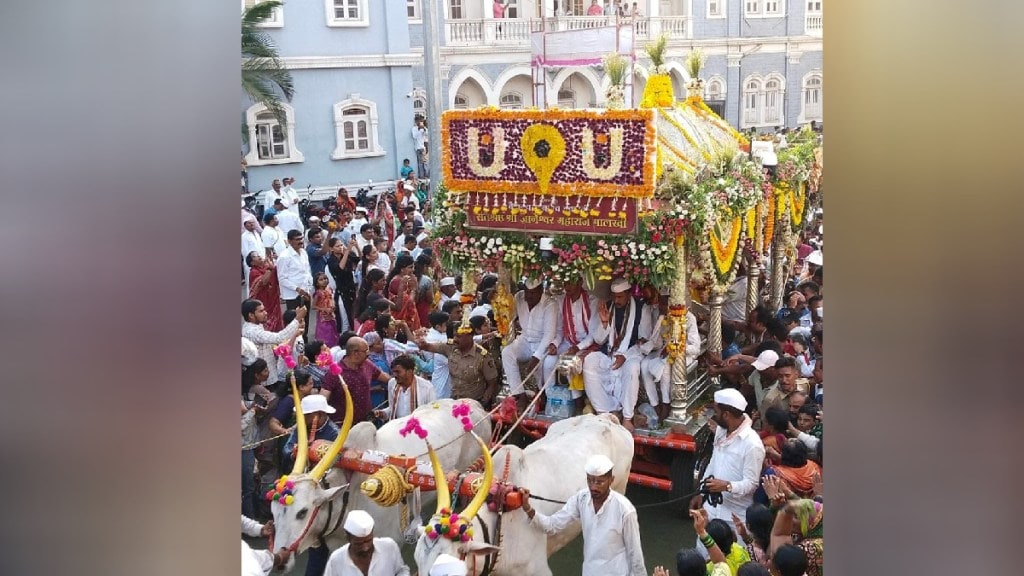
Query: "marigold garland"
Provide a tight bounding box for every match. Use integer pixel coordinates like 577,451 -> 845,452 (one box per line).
708,214 -> 744,283
789,180 -> 808,232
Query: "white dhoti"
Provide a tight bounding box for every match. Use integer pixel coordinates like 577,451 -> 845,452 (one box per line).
501,335 -> 544,395
640,353 -> 671,406
582,349 -> 643,419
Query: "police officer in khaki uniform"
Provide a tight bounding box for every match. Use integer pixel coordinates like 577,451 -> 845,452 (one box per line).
415,325 -> 499,408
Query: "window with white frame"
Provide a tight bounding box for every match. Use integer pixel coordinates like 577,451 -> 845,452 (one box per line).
557,89 -> 576,108
742,78 -> 762,127
327,0 -> 368,27
411,88 -> 427,118
242,0 -> 283,27
807,0 -> 822,13
407,0 -> 420,20
245,103 -> 304,166
332,95 -> 385,159
708,0 -> 724,18
705,77 -> 725,101
763,76 -> 784,124
506,0 -> 519,18
454,93 -> 468,108
449,0 -> 464,19
802,73 -> 822,121
500,92 -> 523,109
746,0 -> 786,17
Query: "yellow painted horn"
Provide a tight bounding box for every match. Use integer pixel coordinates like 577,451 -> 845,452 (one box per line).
459,433 -> 493,522
428,443 -> 451,516
289,373 -> 309,475
309,379 -> 353,481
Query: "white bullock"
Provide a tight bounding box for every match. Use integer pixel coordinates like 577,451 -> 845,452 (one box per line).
269,397 -> 491,572
414,413 -> 635,576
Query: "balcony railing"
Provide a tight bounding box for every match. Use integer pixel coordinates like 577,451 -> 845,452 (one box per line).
444,16 -> 691,47
805,14 -> 823,36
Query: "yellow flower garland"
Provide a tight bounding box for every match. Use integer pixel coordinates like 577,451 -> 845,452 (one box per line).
708,214 -> 743,280
789,180 -> 807,230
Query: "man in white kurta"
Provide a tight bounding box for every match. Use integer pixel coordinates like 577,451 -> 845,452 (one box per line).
583,278 -> 643,431
500,279 -> 557,409
241,299 -> 305,385
638,288 -> 701,422
261,213 -> 288,258
520,455 -> 646,576
324,510 -> 410,576
425,311 -> 452,399
380,355 -> 436,420
691,388 -> 765,559
544,279 -> 599,404
242,213 -> 264,293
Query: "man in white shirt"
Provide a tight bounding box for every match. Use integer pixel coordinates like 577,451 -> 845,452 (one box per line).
638,287 -> 702,423
241,298 -> 306,384
520,454 -> 646,576
324,510 -> 410,576
276,229 -> 314,339
242,213 -> 264,292
395,234 -> 423,262
262,179 -> 284,212
261,212 -> 288,258
721,271 -> 748,327
501,278 -> 557,412
544,278 -> 599,408
281,176 -> 301,216
424,311 -> 452,399
438,277 -> 461,309
374,238 -> 392,271
348,206 -> 370,237
582,278 -> 644,431
689,388 -> 765,559
273,198 -> 304,235
376,354 -> 436,421
411,117 -> 428,178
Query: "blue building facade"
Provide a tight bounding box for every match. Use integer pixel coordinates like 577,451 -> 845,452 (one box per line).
242,1 -> 822,194
241,0 -> 422,197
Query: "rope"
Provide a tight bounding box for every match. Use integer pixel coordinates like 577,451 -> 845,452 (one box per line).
490,364 -> 557,452
241,430 -> 291,451
360,464 -> 414,507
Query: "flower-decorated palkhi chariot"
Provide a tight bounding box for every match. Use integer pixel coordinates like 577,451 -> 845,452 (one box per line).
429,37 -> 822,498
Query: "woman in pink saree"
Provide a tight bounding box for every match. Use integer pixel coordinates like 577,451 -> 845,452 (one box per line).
246,252 -> 283,331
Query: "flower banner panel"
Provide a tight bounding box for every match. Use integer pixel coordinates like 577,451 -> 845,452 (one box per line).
441,108 -> 656,198
463,192 -> 638,236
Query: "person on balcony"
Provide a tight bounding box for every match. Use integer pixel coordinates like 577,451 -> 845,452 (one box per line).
587,0 -> 604,16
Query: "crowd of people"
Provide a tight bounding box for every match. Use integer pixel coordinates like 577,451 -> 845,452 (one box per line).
240,174 -> 824,576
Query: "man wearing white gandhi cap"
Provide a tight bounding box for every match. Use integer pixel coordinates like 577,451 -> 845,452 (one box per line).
323,509 -> 410,575
688,387 -> 765,560
519,454 -> 646,575
501,277 -> 557,412
582,277 -> 645,431
428,554 -> 468,576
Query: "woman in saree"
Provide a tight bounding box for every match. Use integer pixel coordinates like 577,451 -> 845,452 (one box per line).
385,253 -> 421,330
767,491 -> 823,576
246,251 -> 283,331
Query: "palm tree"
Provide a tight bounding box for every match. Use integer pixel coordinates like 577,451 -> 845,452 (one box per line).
242,1 -> 294,131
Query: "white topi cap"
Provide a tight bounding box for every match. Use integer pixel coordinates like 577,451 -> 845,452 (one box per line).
429,554 -> 468,576
440,277 -> 456,287
584,454 -> 614,476
610,278 -> 631,293
343,510 -> 374,537
524,278 -> 543,290
714,388 -> 747,412
807,250 -> 823,266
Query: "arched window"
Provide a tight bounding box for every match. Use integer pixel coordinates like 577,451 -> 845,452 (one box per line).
802,73 -> 822,121
454,93 -> 468,108
763,76 -> 785,125
410,88 -> 427,118
332,94 -> 385,160
499,92 -> 523,109
705,77 -> 725,102
742,77 -> 762,127
244,102 -> 304,166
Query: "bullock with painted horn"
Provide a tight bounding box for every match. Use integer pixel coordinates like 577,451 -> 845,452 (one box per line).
414,413 -> 635,576
269,398 -> 492,573
267,374 -> 354,574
